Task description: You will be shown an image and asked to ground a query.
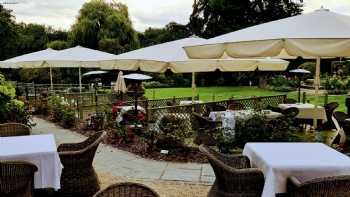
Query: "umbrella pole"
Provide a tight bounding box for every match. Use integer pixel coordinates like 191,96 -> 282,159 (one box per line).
50,66 -> 53,92
313,57 -> 321,128
192,72 -> 196,103
298,77 -> 301,103
79,66 -> 82,93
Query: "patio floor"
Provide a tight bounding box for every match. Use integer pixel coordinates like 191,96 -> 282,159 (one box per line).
32,117 -> 215,184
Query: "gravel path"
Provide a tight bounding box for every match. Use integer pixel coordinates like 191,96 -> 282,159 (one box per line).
32,117 -> 215,184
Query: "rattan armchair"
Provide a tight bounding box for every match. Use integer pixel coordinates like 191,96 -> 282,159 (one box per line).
276,175 -> 350,197
321,102 -> 339,130
0,123 -> 31,137
192,112 -> 219,146
0,161 -> 38,197
199,145 -> 265,197
93,182 -> 159,197
57,131 -> 106,197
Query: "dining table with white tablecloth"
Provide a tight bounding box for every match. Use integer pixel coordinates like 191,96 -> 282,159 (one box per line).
278,103 -> 327,122
0,134 -> 63,190
243,143 -> 350,197
209,110 -> 283,122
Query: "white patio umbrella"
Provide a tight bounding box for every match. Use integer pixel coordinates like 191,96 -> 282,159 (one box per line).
82,70 -> 109,77
114,71 -> 126,93
184,8 -> 350,97
0,48 -> 59,89
46,46 -> 118,92
101,37 -> 289,101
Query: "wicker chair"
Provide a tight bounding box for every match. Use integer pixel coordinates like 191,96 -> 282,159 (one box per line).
266,105 -> 282,113
0,123 -> 31,137
192,112 -> 219,146
321,102 -> 339,130
199,145 -> 265,197
93,182 -> 159,197
0,161 -> 38,197
57,131 -> 106,197
282,107 -> 299,119
276,175 -> 350,197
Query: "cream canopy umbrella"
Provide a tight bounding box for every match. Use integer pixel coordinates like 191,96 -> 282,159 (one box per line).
101,37 -> 289,101
184,8 -> 350,98
46,46 -> 118,92
0,48 -> 59,89
114,71 -> 127,93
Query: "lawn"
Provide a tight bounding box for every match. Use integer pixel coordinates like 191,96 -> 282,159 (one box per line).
145,86 -> 348,112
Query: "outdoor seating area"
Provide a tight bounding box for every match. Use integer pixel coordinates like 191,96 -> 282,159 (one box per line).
2,1 -> 350,197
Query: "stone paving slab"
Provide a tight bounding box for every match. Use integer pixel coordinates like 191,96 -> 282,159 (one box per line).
32,117 -> 215,184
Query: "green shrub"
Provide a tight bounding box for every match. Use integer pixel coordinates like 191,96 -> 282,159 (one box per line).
48,96 -> 77,128
268,76 -> 296,92
0,74 -> 33,127
143,81 -> 170,88
325,76 -> 349,95
156,115 -> 193,149
231,113 -> 299,148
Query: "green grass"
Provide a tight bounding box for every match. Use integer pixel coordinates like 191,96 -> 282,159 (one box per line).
145,86 -> 348,112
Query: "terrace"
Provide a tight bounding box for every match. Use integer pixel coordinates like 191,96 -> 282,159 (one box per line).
1,1 -> 350,197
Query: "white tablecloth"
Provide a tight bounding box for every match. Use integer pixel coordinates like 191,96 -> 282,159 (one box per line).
278,103 -> 327,121
179,100 -> 203,105
243,143 -> 350,197
209,110 -> 282,122
0,134 -> 63,190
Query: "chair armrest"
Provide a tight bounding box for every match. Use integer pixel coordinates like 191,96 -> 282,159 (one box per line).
218,153 -> 251,169
286,176 -> 303,192
289,176 -> 302,187
57,142 -> 85,152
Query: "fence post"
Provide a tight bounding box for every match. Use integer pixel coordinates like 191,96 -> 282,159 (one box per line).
324,92 -> 328,106
302,92 -> 306,104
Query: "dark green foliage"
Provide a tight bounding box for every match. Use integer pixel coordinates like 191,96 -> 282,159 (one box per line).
0,74 -> 32,126
70,0 -> 139,54
268,76 -> 297,92
189,0 -> 303,38
233,113 -> 299,148
0,4 -> 17,60
16,23 -> 49,55
140,22 -> 191,47
47,40 -> 70,50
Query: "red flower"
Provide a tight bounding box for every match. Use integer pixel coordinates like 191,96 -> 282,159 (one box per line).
137,111 -> 145,121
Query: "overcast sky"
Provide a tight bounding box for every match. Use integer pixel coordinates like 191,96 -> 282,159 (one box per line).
3,0 -> 350,32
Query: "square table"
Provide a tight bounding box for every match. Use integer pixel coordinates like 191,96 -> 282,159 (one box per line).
0,134 -> 63,190
243,143 -> 350,197
278,103 -> 327,121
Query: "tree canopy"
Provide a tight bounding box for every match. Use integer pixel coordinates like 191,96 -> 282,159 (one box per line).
69,0 -> 139,54
140,22 -> 192,47
189,0 -> 304,38
0,4 -> 17,60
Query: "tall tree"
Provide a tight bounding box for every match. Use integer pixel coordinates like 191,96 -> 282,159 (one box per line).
189,0 -> 303,38
0,5 -> 17,60
16,23 -> 48,55
140,22 -> 191,47
70,0 -> 139,54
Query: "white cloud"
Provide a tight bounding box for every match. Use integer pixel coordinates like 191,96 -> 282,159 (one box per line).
3,0 -> 350,32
